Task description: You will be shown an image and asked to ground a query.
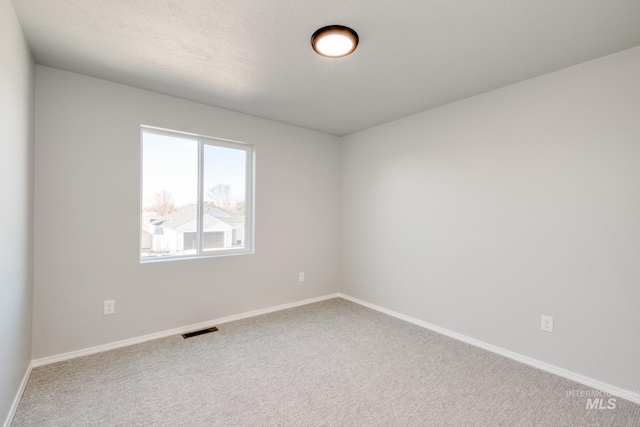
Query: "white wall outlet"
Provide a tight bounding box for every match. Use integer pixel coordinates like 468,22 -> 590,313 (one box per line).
104,300 -> 115,315
299,272 -> 305,282
541,315 -> 553,333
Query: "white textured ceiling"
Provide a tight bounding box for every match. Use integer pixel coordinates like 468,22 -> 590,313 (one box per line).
11,0 -> 640,136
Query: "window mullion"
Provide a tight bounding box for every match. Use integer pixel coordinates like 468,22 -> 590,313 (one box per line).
246,147 -> 253,252
197,139 -> 205,255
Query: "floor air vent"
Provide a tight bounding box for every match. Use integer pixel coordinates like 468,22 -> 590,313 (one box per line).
182,326 -> 219,339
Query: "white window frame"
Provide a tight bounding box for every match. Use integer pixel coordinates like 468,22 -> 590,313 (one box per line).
140,126 -> 255,262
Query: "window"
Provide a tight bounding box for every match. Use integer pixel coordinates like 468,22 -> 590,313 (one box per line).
140,127 -> 254,261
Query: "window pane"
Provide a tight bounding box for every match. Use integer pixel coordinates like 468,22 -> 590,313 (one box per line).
141,132 -> 198,259
202,144 -> 247,251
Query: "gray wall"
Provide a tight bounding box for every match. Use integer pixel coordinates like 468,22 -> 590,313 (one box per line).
341,46 -> 640,393
33,66 -> 341,359
0,0 -> 35,423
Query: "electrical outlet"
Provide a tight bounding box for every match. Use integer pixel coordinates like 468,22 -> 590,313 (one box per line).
104,300 -> 115,315
299,272 -> 305,282
541,315 -> 553,333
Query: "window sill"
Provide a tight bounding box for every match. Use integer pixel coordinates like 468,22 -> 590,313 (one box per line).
140,250 -> 254,264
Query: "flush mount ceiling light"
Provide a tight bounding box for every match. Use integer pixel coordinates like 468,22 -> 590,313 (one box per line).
311,25 -> 359,58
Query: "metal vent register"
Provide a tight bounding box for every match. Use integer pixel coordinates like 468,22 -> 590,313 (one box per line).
182,326 -> 219,339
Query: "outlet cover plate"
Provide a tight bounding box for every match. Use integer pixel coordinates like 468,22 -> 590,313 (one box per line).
541,315 -> 553,333
104,300 -> 115,315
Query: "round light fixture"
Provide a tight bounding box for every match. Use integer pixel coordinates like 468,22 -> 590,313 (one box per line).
311,25 -> 359,58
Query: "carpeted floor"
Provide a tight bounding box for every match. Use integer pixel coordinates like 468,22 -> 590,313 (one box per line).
12,298 -> 640,426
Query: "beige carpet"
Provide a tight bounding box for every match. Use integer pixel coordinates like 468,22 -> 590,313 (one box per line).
12,298 -> 640,426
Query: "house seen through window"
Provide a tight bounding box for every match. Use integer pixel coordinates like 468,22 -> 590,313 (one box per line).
140,127 -> 253,261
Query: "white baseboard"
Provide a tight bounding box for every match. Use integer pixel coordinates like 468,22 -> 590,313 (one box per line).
32,293 -> 340,368
338,293 -> 640,405
3,361 -> 33,427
